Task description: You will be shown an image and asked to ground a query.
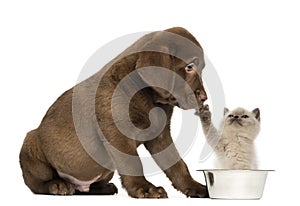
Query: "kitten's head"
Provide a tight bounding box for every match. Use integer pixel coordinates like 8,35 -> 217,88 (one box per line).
223,107 -> 260,137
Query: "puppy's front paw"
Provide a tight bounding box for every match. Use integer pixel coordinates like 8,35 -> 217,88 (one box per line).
184,181 -> 208,198
130,185 -> 168,198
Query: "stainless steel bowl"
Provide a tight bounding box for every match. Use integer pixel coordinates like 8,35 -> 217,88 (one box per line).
198,169 -> 273,199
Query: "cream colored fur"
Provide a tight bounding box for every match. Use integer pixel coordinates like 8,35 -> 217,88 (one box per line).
197,106 -> 260,169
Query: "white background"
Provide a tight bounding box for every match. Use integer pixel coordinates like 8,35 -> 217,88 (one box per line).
1,0 -> 299,205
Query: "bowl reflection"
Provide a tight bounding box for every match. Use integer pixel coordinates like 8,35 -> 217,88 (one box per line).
198,169 -> 273,199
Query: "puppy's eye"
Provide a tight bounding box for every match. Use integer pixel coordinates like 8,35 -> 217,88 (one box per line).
241,115 -> 249,118
228,114 -> 234,118
185,63 -> 195,73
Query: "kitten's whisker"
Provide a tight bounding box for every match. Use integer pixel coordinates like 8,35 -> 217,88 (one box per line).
237,121 -> 243,126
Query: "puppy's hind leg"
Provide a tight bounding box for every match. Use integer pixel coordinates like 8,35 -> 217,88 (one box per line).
20,153 -> 75,195
19,131 -> 75,195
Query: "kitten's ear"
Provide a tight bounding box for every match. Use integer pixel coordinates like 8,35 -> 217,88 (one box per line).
252,108 -> 260,121
224,107 -> 229,116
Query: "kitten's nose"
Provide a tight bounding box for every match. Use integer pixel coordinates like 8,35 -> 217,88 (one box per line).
234,115 -> 239,119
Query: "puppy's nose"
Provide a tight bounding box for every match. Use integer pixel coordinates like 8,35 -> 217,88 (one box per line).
169,96 -> 179,107
196,89 -> 207,102
199,93 -> 207,102
234,115 -> 239,119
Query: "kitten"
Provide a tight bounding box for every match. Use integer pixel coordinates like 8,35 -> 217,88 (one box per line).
196,105 -> 260,169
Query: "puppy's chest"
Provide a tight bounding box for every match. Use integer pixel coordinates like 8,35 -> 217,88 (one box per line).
129,104 -> 171,130
129,91 -> 172,129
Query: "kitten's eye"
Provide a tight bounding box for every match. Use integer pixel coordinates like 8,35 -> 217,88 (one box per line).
228,114 -> 234,118
185,63 -> 195,73
241,115 -> 249,118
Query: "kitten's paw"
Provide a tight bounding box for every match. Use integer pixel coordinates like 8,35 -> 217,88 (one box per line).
196,104 -> 211,122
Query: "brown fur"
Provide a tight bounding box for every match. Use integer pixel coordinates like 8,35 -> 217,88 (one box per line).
20,27 -> 208,198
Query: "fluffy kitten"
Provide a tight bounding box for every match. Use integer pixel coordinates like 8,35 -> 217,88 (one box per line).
196,105 -> 260,169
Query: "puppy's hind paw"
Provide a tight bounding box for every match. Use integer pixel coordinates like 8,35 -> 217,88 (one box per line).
47,180 -> 75,195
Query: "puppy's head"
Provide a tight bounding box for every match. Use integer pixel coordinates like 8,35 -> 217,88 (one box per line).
136,27 -> 207,110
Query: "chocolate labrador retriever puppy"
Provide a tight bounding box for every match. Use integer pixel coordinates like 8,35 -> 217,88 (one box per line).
20,27 -> 208,198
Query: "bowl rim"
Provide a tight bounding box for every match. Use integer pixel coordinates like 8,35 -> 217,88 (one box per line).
197,169 -> 275,172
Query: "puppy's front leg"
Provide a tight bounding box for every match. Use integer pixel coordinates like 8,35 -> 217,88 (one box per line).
144,129 -> 208,198
106,141 -> 167,198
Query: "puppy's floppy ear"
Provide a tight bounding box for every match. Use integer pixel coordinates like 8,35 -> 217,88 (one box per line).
252,108 -> 260,121
224,107 -> 229,116
135,44 -> 175,99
